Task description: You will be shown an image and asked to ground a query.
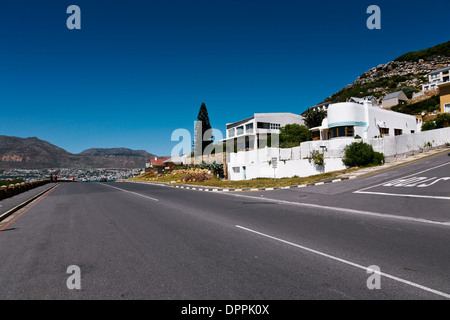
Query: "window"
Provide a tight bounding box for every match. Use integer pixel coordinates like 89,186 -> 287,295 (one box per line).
394,129 -> 403,136
380,128 -> 389,137
411,130 -> 415,134
270,123 -> 281,130
257,122 -> 270,129
227,128 -> 235,138
312,131 -> 321,141
236,126 -> 244,135
245,123 -> 254,133
431,74 -> 440,80
445,104 -> 450,113
330,126 -> 355,138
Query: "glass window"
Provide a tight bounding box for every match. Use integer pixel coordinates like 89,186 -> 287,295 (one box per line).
380,128 -> 389,137
236,126 -> 244,135
227,128 -> 235,138
245,123 -> 254,133
394,129 -> 402,136
444,104 -> 450,113
257,122 -> 270,129
330,126 -> 355,138
270,123 -> 281,130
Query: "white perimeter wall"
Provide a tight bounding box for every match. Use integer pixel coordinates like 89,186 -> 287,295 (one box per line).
227,127 -> 450,181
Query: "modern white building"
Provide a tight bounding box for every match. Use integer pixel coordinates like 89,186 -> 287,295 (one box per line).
422,66 -> 450,91
225,113 -> 305,151
312,101 -> 421,141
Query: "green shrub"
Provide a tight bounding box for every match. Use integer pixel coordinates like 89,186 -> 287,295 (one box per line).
342,142 -> 378,167
372,152 -> 385,165
421,120 -> 437,131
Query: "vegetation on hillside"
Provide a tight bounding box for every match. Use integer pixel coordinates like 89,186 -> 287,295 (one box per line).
323,74 -> 423,103
394,41 -> 450,62
391,95 -> 440,115
421,113 -> 450,131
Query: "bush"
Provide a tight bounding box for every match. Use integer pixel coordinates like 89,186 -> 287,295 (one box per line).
343,142 -> 382,167
421,120 -> 437,131
372,152 -> 385,165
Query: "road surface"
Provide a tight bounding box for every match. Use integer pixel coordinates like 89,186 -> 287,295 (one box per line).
0,151 -> 449,300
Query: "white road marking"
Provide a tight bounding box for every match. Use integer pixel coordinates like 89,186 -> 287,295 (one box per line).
223,192 -> 450,227
100,183 -> 159,201
236,225 -> 450,299
355,162 -> 450,193
354,162 -> 450,200
355,191 -> 450,201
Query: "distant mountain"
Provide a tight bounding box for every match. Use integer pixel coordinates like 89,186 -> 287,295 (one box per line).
80,148 -> 157,159
0,135 -> 156,169
320,41 -> 450,105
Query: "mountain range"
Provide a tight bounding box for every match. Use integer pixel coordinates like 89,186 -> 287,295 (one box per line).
0,135 -> 158,169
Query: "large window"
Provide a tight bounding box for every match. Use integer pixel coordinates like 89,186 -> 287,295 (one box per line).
227,128 -> 235,138
431,74 -> 440,80
330,126 -> 354,138
257,122 -> 270,129
245,123 -> 254,133
236,126 -> 244,135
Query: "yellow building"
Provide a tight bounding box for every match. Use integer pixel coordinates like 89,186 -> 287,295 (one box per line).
439,82 -> 450,113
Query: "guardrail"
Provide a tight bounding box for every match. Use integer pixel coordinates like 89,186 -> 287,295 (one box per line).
0,180 -> 51,201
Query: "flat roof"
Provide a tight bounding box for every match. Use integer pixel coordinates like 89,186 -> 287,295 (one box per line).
429,66 -> 450,75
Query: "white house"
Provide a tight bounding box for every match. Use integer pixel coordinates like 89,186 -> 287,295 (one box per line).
422,66 -> 450,92
314,101 -> 421,141
225,113 -> 305,151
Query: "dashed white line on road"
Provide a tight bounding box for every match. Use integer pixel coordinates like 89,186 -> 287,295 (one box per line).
99,183 -> 159,202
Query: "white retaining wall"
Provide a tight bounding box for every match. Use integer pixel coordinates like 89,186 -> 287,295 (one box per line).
227,128 -> 450,181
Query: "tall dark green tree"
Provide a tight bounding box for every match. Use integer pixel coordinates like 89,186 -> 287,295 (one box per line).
194,102 -> 213,156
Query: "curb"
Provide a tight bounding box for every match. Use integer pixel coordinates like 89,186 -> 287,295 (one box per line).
171,176 -> 358,193
0,183 -> 59,223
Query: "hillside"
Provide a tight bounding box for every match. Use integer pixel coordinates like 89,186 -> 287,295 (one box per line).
0,136 -> 155,169
321,41 -> 450,104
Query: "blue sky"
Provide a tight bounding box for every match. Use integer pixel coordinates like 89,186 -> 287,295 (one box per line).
0,0 -> 449,156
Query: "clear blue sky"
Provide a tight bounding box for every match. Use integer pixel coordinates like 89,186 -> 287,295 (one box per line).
0,0 -> 448,156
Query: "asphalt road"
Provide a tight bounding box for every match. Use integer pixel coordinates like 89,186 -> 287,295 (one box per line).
0,152 -> 449,300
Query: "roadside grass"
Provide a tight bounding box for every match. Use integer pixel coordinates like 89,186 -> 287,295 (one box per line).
129,167 -> 361,189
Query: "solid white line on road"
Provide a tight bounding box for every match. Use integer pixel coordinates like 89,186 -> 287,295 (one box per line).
354,191 -> 450,201
236,225 -> 450,299
223,192 -> 450,227
100,183 -> 159,201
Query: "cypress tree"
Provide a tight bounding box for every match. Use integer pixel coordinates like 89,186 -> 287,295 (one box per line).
194,103 -> 213,156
